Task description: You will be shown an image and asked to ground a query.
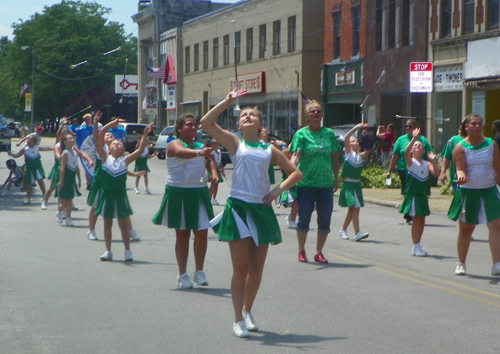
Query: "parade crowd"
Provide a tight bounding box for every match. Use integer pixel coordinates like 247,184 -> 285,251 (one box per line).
2,90 -> 500,338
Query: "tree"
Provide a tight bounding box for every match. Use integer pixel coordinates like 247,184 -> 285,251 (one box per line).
0,1 -> 137,126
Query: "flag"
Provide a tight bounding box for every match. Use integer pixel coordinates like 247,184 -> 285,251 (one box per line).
145,64 -> 165,79
163,55 -> 177,84
20,82 -> 29,98
300,91 -> 310,104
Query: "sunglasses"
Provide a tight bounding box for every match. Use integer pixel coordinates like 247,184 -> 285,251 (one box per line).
309,110 -> 322,114
405,125 -> 414,128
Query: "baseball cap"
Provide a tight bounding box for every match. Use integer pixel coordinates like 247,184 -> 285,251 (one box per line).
36,126 -> 44,131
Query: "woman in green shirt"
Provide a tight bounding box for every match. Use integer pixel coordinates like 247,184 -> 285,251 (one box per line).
290,100 -> 341,264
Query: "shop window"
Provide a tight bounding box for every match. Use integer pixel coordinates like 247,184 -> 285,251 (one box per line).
333,10 -> 341,59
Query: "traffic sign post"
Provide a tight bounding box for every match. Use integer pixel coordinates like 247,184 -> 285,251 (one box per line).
410,62 -> 433,93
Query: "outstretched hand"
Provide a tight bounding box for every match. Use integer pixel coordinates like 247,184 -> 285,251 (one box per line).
93,111 -> 102,124
412,127 -> 421,138
225,89 -> 247,105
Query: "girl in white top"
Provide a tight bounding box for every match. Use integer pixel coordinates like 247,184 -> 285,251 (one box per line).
201,90 -> 302,338
207,138 -> 225,205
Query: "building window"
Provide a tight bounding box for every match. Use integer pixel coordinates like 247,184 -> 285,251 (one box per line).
259,24 -> 266,58
223,35 -> 230,65
185,46 -> 190,73
246,28 -> 253,61
488,0 -> 499,30
333,11 -> 341,59
194,43 -> 199,71
463,0 -> 475,34
288,16 -> 296,52
402,0 -> 411,46
440,0 -> 452,38
375,0 -> 383,51
388,0 -> 396,48
203,41 -> 209,70
235,31 -> 241,63
352,6 -> 360,56
213,38 -> 219,68
273,20 -> 281,55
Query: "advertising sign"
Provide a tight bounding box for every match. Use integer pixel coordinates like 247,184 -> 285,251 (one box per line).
145,85 -> 158,115
115,75 -> 138,97
434,66 -> 463,92
229,72 -> 266,93
410,62 -> 433,93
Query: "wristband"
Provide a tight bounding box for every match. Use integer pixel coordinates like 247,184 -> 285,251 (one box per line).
196,149 -> 201,157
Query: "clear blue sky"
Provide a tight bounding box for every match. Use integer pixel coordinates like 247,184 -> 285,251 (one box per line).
0,0 -> 239,40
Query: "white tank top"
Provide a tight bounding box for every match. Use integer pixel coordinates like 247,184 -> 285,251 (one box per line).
166,144 -> 207,188
65,147 -> 78,172
462,140 -> 496,189
229,140 -> 272,204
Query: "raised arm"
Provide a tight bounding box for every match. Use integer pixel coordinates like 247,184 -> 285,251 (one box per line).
200,89 -> 247,156
125,125 -> 153,165
93,112 -> 107,161
344,123 -> 367,154
404,128 -> 420,168
427,151 -> 441,178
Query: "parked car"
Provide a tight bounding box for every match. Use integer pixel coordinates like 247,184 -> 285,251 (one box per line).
153,126 -> 175,159
0,115 -> 12,152
220,131 -> 288,166
118,123 -> 161,153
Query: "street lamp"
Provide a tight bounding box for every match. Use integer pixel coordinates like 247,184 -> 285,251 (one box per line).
21,46 -> 35,133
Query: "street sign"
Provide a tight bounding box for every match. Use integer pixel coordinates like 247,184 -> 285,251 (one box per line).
410,62 -> 433,93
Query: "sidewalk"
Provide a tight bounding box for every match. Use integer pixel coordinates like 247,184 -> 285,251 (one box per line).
362,186 -> 453,213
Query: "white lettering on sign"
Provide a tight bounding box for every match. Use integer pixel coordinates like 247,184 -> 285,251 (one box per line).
229,72 -> 266,93
409,62 -> 433,93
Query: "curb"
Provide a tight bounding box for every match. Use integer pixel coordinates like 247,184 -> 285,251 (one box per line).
364,198 -> 401,209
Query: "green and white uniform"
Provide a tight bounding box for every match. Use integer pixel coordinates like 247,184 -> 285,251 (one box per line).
23,145 -> 45,187
441,135 -> 464,184
48,156 -> 61,193
134,147 -> 150,173
152,140 -> 214,230
277,170 -> 296,207
58,147 -> 82,199
94,154 -> 132,220
339,150 -> 364,208
398,158 -> 431,217
212,140 -> 281,245
87,144 -> 107,208
448,138 -> 500,224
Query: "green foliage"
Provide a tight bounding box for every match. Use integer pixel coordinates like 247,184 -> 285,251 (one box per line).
360,167 -> 401,189
440,181 -> 454,195
0,1 -> 137,123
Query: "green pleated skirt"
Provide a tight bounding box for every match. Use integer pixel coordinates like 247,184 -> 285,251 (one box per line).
448,186 -> 500,224
339,181 -> 364,208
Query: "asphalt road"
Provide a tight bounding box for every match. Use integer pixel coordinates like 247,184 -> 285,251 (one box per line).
1,139 -> 499,354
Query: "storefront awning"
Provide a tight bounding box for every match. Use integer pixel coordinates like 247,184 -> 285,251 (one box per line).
463,77 -> 500,90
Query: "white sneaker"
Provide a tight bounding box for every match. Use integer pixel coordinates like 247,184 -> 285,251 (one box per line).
87,230 -> 98,240
339,229 -> 349,240
41,201 -> 47,210
286,215 -> 297,229
62,210 -> 66,219
213,199 -> 219,205
242,311 -> 259,331
22,198 -> 31,205
129,230 -> 141,242
124,250 -> 133,261
1,190 -> 11,197
411,245 -> 427,257
177,273 -> 193,289
353,231 -> 369,242
71,202 -> 78,211
65,218 -> 74,227
145,187 -> 151,194
192,270 -> 208,286
100,250 -> 113,261
134,188 -> 140,194
455,262 -> 466,275
492,262 -> 500,276
56,211 -> 63,223
233,321 -> 249,338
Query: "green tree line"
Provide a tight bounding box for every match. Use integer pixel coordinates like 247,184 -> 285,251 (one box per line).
0,1 -> 137,128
